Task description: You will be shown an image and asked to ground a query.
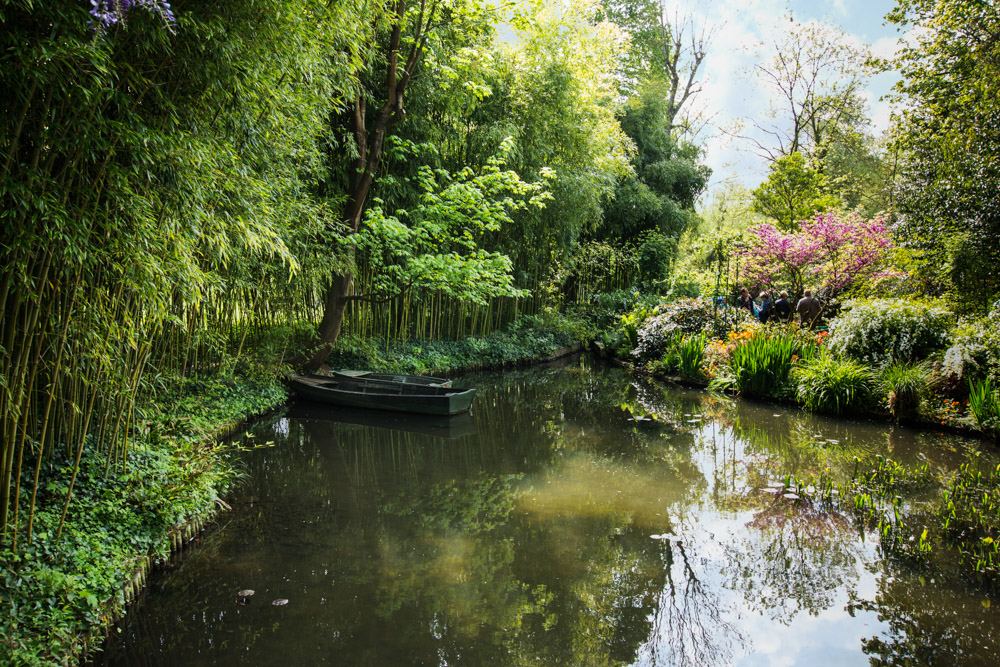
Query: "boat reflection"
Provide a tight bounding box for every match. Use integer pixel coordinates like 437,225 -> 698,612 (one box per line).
286,401 -> 478,440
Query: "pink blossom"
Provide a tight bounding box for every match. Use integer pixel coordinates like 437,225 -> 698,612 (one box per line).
738,212 -> 894,294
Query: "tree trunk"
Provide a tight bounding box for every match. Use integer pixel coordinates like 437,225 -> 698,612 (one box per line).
305,0 -> 434,371
306,271 -> 353,371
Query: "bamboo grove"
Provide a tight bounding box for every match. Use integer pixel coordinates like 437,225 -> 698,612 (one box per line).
0,0 -> 708,548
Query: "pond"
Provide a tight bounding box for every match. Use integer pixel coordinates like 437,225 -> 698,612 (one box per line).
96,359 -> 999,666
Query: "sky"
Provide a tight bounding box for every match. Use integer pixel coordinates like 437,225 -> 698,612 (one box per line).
665,0 -> 904,200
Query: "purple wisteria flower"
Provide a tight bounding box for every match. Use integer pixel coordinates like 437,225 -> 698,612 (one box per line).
90,0 -> 176,30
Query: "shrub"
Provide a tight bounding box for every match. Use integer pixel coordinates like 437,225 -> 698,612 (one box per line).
793,352 -> 877,415
649,333 -> 707,381
711,330 -> 817,399
942,308 -> 1000,388
827,298 -> 953,367
618,304 -> 654,352
968,378 -> 1000,437
879,362 -> 929,421
633,298 -> 716,361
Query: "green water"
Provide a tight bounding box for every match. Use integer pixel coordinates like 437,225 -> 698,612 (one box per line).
96,360 -> 999,666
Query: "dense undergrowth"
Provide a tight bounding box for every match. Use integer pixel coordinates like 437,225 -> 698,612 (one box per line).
326,313 -> 592,375
0,374 -> 286,665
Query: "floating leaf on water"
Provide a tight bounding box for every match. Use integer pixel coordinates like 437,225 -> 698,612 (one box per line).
650,533 -> 682,542
237,589 -> 255,598
272,598 -> 289,606
761,488 -> 782,494
783,493 -> 800,500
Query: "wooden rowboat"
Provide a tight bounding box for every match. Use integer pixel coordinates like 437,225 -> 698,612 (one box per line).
329,369 -> 452,388
289,374 -> 476,416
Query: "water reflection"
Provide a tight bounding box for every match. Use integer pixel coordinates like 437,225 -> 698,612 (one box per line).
96,359 -> 999,666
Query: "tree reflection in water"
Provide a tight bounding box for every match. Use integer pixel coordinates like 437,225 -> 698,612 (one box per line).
724,499 -> 863,622
639,539 -> 744,667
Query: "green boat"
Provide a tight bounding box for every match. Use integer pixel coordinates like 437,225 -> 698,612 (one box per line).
289,374 -> 476,416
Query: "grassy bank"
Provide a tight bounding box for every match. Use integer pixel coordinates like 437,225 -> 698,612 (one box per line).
0,373 -> 287,665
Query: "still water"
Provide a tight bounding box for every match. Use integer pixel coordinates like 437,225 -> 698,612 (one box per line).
98,359 -> 998,666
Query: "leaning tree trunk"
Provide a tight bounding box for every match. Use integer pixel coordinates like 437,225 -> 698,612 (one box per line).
306,271 -> 353,371
304,0 -> 435,371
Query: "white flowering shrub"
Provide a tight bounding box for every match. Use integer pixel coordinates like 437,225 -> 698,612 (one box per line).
827,299 -> 954,367
633,298 -> 715,361
943,308 -> 1000,385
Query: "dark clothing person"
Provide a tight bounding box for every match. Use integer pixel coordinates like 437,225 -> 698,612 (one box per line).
774,297 -> 792,321
737,293 -> 753,313
796,294 -> 822,327
758,298 -> 773,323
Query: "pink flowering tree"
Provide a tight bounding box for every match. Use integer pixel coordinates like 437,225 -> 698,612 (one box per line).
738,212 -> 893,297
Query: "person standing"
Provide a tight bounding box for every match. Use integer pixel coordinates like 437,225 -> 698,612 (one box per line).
774,291 -> 793,322
796,290 -> 822,327
757,290 -> 774,323
737,287 -> 754,313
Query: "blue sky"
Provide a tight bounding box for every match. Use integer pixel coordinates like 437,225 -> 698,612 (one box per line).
667,0 -> 904,199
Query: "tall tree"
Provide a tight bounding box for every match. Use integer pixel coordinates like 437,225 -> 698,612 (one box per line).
309,0 -> 448,369
601,0 -> 708,131
751,152 -> 839,230
747,21 -> 868,162
888,0 -> 1000,310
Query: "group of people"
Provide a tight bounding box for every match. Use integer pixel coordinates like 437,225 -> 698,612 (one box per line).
736,287 -> 822,327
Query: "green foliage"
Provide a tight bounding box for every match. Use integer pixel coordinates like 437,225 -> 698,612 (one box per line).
879,362 -> 928,422
636,231 -> 676,286
0,0 -> 365,543
351,149 -> 551,305
711,330 -> 817,399
648,333 -> 707,381
846,455 -> 934,557
968,379 -> 1000,438
827,299 -> 954,368
938,456 -> 1000,576
888,0 -> 1000,311
0,372 -> 286,664
751,152 -> 840,230
792,352 -> 876,416
327,313 -> 589,376
599,81 -> 708,245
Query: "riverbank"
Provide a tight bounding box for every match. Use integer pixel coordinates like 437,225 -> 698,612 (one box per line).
0,374 -> 288,665
324,313 -> 592,376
